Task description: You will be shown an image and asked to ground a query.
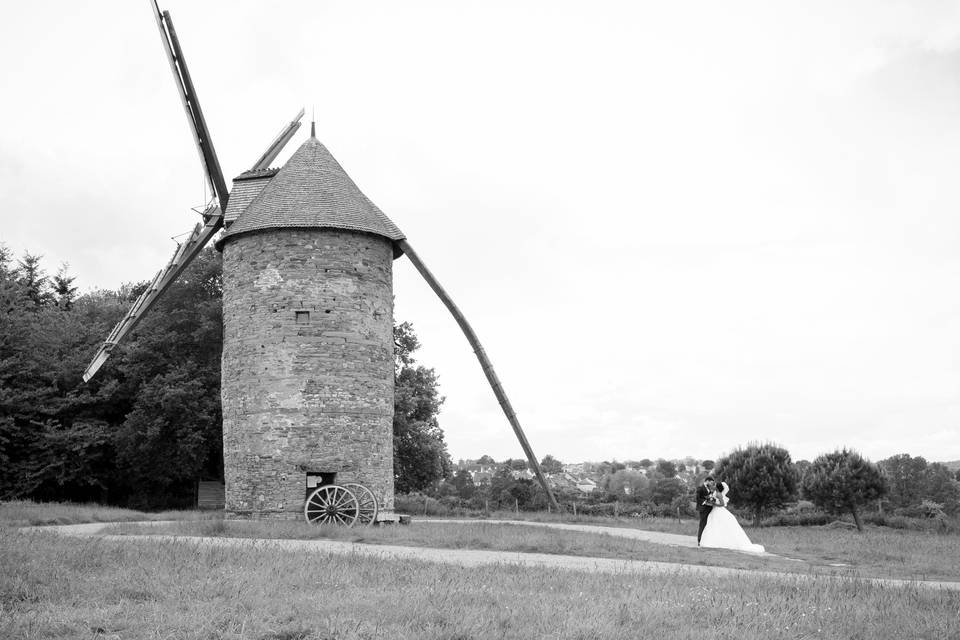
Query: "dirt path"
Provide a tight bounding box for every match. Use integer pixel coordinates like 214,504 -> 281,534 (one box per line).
426,518 -> 700,548
24,521 -> 960,592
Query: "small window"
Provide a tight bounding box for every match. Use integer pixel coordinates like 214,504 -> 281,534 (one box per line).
295,310 -> 310,324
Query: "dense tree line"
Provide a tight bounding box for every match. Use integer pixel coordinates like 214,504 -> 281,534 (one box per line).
4,245 -> 955,523
427,444 -> 959,528
0,246 -> 450,508
0,246 -> 225,508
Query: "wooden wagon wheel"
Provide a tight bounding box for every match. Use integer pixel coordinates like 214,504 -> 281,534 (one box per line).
303,485 -> 359,526
343,483 -> 378,526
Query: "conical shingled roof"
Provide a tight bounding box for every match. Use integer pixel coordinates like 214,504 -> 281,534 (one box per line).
221,136 -> 405,251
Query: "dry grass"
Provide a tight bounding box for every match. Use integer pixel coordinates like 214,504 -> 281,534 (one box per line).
2,526 -> 958,640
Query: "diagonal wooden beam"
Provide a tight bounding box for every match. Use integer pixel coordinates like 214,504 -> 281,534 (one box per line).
397,239 -> 561,511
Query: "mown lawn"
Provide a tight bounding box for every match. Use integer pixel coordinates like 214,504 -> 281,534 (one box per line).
2,526 -> 958,640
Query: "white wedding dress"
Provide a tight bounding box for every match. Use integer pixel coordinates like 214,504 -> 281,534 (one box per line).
699,483 -> 765,554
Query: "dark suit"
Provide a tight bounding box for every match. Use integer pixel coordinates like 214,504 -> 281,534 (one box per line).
696,484 -> 713,544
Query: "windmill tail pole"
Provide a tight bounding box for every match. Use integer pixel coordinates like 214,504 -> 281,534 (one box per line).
397,239 -> 561,512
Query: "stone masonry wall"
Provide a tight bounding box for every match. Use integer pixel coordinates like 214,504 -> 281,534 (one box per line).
221,228 -> 395,519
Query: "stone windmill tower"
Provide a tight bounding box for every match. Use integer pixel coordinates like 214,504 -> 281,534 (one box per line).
216,133 -> 404,518
83,1 -> 559,522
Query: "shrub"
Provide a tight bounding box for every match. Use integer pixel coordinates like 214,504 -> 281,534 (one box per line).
787,500 -> 817,513
760,511 -> 833,527
394,492 -> 451,516
891,500 -> 948,522
863,511 -> 959,533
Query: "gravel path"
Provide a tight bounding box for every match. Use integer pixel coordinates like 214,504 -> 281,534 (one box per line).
23,521 -> 960,592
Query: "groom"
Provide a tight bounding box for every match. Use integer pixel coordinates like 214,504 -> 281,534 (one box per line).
696,476 -> 716,546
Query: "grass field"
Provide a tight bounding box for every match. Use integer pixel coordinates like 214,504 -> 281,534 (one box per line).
0,499 -> 218,528
102,517 -> 960,584
5,502 -> 960,638
3,525 -> 959,640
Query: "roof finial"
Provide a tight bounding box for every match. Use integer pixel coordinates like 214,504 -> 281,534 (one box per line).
310,105 -> 315,137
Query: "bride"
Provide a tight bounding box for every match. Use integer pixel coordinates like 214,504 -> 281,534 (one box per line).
699,481 -> 765,554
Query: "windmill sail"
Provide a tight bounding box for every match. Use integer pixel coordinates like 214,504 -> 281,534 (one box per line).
82,3 -> 306,383
150,0 -> 228,210
81,102 -> 303,384
82,211 -> 218,382
252,108 -> 305,171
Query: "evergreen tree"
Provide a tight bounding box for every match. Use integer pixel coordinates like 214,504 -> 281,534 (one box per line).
53,263 -> 78,309
802,449 -> 887,531
714,443 -> 797,525
16,252 -> 53,306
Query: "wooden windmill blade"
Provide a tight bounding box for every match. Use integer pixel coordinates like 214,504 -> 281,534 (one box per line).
149,0 -> 228,211
397,239 -> 562,511
251,108 -> 305,171
82,102 -> 302,384
82,214 -> 214,382
83,5 -> 307,383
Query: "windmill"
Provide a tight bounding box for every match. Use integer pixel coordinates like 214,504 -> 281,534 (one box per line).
83,0 -> 560,521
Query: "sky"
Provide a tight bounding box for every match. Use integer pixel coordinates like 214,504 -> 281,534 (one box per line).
2,1 -> 959,465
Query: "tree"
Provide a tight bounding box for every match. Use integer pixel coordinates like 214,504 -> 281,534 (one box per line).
114,364 -> 220,508
701,459 -> 715,471
476,454 -> 496,465
53,263 -> 78,309
97,248 -> 224,507
602,469 -> 650,501
0,247 -> 224,507
451,468 -> 476,499
540,454 -> 563,474
714,443 -> 797,526
878,454 -> 927,510
393,322 -> 452,493
802,449 -> 887,531
489,466 -> 515,509
16,252 -> 53,306
505,458 -> 528,471
923,463 -> 960,515
601,461 -> 626,474
655,459 -> 677,478
652,476 -> 686,505
638,458 -> 653,469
